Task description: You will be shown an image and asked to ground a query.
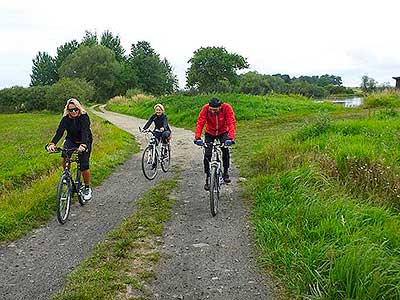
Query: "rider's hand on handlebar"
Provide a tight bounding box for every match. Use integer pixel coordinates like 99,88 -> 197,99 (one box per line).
78,144 -> 87,153
224,139 -> 234,146
194,139 -> 204,146
47,143 -> 56,152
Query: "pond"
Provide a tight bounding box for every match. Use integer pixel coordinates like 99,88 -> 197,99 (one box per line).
330,97 -> 363,108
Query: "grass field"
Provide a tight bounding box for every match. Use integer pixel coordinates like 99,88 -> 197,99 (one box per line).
107,92 -> 400,299
0,112 -> 139,241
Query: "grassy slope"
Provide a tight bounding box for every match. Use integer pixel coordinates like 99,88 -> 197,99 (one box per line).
0,112 -> 139,241
107,93 -> 400,299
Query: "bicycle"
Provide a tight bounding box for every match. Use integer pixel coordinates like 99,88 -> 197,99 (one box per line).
197,140 -> 228,217
139,128 -> 171,180
46,146 -> 87,224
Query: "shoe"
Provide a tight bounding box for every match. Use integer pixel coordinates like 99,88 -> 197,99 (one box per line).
204,182 -> 210,191
83,187 -> 92,201
223,173 -> 231,183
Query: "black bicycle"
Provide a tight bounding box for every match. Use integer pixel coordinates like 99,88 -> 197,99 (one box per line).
140,128 -> 171,180
198,140 -> 228,216
46,146 -> 86,224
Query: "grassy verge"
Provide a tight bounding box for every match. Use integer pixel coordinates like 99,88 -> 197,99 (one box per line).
235,111 -> 400,299
106,93 -> 345,129
52,178 -> 178,300
0,112 -> 139,241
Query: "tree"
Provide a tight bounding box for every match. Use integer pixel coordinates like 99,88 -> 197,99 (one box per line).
129,41 -> 177,95
30,51 -> 58,86
55,40 -> 80,70
361,75 -> 377,92
81,30 -> 98,47
161,58 -> 179,94
100,30 -> 126,62
59,45 -> 121,102
318,74 -> 342,86
186,46 -> 249,93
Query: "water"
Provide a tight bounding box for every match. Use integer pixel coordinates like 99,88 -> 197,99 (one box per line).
330,97 -> 363,108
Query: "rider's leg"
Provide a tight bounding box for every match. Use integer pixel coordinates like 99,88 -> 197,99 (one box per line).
79,143 -> 92,199
161,131 -> 170,144
82,169 -> 90,185
203,133 -> 215,190
219,132 -> 231,183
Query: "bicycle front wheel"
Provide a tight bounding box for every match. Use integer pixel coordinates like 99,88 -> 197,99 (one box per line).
142,145 -> 158,180
161,144 -> 171,172
56,174 -> 72,224
209,167 -> 220,216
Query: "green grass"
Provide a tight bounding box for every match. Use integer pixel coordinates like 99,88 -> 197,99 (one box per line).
52,178 -> 178,300
234,110 -> 400,299
106,93 -> 344,129
363,90 -> 400,109
0,112 -> 139,241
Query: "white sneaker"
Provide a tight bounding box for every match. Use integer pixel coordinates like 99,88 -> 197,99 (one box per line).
83,187 -> 92,201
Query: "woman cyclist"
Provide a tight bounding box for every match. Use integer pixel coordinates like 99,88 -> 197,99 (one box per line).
47,98 -> 93,201
142,103 -> 171,144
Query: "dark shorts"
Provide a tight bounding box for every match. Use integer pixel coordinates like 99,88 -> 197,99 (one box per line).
61,139 -> 92,171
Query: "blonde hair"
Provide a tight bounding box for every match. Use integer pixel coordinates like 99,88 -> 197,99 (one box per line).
154,103 -> 164,112
63,98 -> 87,116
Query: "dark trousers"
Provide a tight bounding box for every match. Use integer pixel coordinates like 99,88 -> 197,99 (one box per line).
204,132 -> 229,176
154,130 -> 171,144
62,139 -> 92,171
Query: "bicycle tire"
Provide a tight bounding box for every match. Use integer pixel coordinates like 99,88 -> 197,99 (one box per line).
142,145 -> 158,180
209,166 -> 219,216
56,174 -> 71,224
161,143 -> 171,172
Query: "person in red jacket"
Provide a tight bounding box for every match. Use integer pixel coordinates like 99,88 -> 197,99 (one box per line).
194,97 -> 236,191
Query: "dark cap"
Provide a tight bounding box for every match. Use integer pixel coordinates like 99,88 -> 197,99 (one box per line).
209,97 -> 221,108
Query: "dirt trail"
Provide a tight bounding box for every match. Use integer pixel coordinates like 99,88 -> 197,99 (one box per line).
0,107 -> 276,299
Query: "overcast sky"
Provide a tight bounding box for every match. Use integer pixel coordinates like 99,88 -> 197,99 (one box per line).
1,0 -> 400,89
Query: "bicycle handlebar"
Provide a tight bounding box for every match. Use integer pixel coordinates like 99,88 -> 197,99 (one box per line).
45,143 -> 80,154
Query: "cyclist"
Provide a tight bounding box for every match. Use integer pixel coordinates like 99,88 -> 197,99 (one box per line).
194,97 -> 236,191
142,103 -> 171,145
47,98 -> 93,201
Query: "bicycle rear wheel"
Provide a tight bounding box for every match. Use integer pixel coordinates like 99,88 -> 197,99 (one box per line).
209,167 -> 219,216
161,143 -> 171,172
142,145 -> 158,180
56,174 -> 72,224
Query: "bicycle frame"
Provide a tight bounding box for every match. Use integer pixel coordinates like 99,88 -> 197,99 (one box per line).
62,149 -> 83,194
201,140 -> 227,216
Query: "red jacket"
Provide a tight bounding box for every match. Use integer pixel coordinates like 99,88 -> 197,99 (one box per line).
195,103 -> 236,139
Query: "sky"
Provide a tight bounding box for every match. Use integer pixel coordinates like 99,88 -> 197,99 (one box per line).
1,0 -> 400,89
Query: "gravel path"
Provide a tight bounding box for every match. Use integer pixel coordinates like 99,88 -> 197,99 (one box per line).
0,107 -> 276,299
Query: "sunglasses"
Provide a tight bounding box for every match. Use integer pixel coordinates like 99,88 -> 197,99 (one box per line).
68,108 -> 79,113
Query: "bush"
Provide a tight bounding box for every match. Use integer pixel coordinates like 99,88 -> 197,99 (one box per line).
0,85 -> 50,112
0,78 -> 94,113
46,78 -> 95,112
363,89 -> 400,109
125,88 -> 145,98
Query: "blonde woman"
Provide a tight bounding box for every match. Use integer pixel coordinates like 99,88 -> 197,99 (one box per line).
142,103 -> 171,144
47,98 -> 93,201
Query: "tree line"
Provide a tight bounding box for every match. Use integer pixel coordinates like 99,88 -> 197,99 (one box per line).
1,31 -> 368,113
30,30 -> 178,101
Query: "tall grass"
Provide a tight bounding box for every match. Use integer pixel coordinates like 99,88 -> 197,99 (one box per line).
234,107 -> 400,298
363,89 -> 400,109
0,113 -> 138,241
251,167 -> 400,299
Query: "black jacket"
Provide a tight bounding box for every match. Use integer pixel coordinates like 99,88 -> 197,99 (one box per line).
143,114 -> 171,132
51,114 -> 92,145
